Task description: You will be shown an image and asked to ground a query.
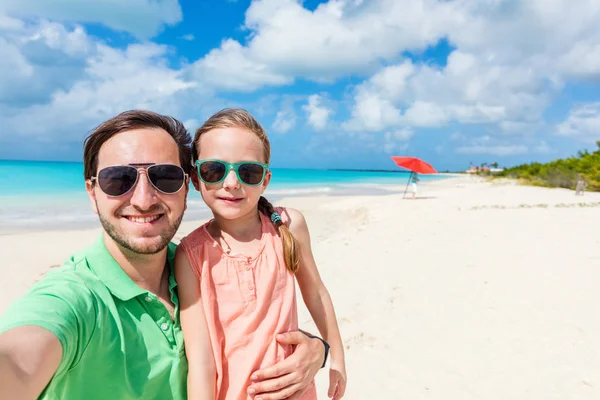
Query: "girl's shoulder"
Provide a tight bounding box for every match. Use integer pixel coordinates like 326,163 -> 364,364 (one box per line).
273,206 -> 308,234
272,206 -> 301,225
272,206 -> 290,225
179,220 -> 212,248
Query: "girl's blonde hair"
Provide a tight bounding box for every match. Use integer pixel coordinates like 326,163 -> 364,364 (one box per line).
193,108 -> 300,273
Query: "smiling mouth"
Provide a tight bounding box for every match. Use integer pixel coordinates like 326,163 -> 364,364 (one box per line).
123,214 -> 163,223
218,197 -> 243,202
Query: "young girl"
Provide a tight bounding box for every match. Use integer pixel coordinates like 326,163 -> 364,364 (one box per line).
175,108 -> 347,400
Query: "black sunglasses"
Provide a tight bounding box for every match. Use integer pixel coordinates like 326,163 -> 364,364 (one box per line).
91,163 -> 188,197
194,159 -> 268,186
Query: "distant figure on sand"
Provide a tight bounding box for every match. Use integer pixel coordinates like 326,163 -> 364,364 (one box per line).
410,173 -> 420,199
575,174 -> 588,196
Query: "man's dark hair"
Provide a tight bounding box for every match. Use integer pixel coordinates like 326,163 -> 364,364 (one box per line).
83,110 -> 193,180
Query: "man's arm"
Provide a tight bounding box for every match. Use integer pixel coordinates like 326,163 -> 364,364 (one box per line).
247,331 -> 325,400
0,326 -> 63,399
0,267 -> 97,398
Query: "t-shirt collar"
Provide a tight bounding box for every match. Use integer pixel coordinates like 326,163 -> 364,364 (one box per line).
87,234 -> 178,301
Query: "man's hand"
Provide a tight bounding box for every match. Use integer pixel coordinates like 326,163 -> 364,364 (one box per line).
247,331 -> 325,400
0,326 -> 62,400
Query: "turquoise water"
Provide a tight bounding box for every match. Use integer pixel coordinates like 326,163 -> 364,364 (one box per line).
0,160 -> 444,232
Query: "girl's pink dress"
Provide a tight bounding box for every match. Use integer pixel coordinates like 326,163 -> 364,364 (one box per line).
180,207 -> 318,400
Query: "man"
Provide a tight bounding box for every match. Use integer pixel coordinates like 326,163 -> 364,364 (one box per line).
0,110 -> 327,399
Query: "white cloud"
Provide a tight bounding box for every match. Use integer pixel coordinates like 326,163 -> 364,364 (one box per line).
190,39 -> 292,92
188,0 -> 600,95
450,132 -> 466,141
302,94 -> 332,130
183,119 -> 200,133
272,108 -> 296,133
2,0 -> 600,163
533,141 -> 552,154
557,42 -> 600,80
189,0 -> 460,89
341,0 -> 599,141
183,0 -> 600,167
345,49 -> 546,131
402,101 -> 449,127
451,133 -> 553,157
180,34 -> 195,41
383,128 -> 414,154
499,120 -> 540,135
447,0 -> 600,81
0,37 -> 33,98
0,0 -> 182,38
30,21 -> 92,56
0,20 -> 94,105
457,144 -> 529,156
390,128 -> 414,141
246,0 -> 461,77
0,14 -> 24,30
344,85 -> 402,132
557,103 -> 600,142
1,33 -> 198,143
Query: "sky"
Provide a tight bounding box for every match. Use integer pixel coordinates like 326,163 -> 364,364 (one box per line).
0,0 -> 599,171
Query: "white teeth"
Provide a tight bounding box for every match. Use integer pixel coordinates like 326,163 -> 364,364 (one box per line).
128,215 -> 160,223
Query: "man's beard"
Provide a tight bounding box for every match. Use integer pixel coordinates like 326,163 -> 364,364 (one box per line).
98,210 -> 184,255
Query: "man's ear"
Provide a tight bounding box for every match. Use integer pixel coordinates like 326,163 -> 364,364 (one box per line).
85,180 -> 99,215
184,177 -> 190,211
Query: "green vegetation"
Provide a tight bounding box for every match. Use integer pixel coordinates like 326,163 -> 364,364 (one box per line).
495,140 -> 600,191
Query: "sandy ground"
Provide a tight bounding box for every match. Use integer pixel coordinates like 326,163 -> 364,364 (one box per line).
1,175 -> 599,399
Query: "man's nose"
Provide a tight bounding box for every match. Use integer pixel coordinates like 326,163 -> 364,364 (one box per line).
129,171 -> 158,210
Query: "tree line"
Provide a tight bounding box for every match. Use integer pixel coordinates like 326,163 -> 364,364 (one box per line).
494,140 -> 600,192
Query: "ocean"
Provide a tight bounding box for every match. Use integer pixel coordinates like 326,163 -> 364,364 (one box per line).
0,160 -> 445,233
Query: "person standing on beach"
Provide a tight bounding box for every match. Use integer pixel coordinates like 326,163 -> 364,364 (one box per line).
410,173 -> 420,199
575,174 -> 587,196
0,110 -> 327,400
176,109 -> 347,400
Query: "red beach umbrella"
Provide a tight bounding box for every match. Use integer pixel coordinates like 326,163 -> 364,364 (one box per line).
390,156 -> 438,174
390,156 -> 438,198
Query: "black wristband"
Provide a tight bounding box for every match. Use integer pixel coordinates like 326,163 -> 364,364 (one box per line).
307,334 -> 330,369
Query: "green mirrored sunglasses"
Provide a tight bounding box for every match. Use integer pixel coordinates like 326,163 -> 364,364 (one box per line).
195,159 -> 269,186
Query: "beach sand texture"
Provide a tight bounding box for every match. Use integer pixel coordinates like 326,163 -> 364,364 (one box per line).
1,176 -> 599,399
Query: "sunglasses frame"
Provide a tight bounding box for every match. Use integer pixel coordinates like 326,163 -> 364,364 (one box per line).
194,159 -> 269,187
90,163 -> 189,197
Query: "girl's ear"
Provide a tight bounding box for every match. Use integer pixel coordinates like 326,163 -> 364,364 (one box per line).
261,170 -> 272,193
190,169 -> 201,191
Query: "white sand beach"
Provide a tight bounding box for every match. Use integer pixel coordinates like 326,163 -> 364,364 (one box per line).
1,176 -> 599,399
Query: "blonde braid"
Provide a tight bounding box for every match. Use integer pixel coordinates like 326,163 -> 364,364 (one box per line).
258,196 -> 300,273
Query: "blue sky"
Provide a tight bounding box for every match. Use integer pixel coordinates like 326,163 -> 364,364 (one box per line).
0,0 -> 599,171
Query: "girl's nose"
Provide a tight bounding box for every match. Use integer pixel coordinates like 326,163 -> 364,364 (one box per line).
222,168 -> 240,189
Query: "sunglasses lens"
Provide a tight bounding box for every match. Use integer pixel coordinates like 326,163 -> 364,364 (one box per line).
238,163 -> 266,185
148,164 -> 185,194
199,161 -> 226,183
97,166 -> 138,196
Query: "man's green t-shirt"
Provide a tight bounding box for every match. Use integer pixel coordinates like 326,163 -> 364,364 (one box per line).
0,236 -> 188,399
